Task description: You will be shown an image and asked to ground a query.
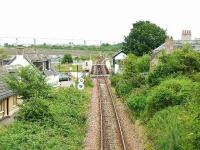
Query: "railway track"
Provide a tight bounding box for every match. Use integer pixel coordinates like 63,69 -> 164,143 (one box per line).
94,61 -> 127,150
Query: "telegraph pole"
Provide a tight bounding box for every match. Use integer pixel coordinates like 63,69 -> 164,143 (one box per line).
33,38 -> 36,52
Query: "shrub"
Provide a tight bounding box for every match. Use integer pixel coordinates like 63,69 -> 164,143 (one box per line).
0,88 -> 90,149
147,104 -> 200,150
136,54 -> 150,73
148,49 -> 200,86
7,67 -> 51,100
127,89 -> 147,117
145,77 -> 200,118
16,98 -> 54,124
110,74 -> 122,87
115,79 -> 133,97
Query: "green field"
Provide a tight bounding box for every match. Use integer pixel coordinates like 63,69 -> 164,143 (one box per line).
55,64 -> 83,72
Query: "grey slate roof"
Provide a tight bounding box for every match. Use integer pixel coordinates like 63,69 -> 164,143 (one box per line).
0,68 -> 14,102
152,39 -> 200,59
7,53 -> 49,65
24,53 -> 48,62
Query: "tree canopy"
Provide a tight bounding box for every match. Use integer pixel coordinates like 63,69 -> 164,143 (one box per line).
7,67 -> 51,100
62,53 -> 73,64
122,21 -> 166,56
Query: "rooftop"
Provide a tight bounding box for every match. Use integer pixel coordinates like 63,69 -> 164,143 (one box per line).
0,68 -> 14,101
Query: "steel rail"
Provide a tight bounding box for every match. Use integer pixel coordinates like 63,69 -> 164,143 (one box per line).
95,60 -> 127,150
96,64 -> 104,150
101,65 -> 127,150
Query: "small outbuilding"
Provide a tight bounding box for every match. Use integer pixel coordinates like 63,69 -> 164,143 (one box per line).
112,50 -> 127,74
0,68 -> 18,120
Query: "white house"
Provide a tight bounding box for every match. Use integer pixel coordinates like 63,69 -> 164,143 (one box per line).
6,53 -> 59,87
112,50 -> 127,74
82,60 -> 93,72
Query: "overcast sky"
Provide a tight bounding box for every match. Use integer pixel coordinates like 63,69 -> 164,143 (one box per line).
0,0 -> 199,44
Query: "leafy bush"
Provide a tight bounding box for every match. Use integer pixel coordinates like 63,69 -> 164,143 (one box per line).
147,104 -> 200,150
115,79 -> 133,97
148,49 -> 200,86
16,98 -> 54,124
127,88 -> 148,117
145,77 -> 200,118
7,67 -> 51,100
110,74 -> 122,87
136,54 -> 150,73
0,88 -> 90,149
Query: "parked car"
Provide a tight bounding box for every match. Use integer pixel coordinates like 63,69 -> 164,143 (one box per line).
59,73 -> 71,81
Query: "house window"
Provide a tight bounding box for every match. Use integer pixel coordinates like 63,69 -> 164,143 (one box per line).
13,96 -> 17,106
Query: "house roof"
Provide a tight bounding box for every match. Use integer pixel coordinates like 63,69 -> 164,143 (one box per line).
7,53 -> 49,66
152,39 -> 200,58
112,50 -> 126,58
24,53 -> 48,62
0,68 -> 15,102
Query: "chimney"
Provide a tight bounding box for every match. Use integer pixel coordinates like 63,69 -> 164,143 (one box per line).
181,30 -> 192,41
16,46 -> 24,55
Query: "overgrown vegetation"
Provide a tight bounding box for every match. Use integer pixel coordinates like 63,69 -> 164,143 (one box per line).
7,67 -> 51,100
111,46 -> 200,149
0,67 -> 91,149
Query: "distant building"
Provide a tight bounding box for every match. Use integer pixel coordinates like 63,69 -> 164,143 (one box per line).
5,52 -> 59,87
112,50 -> 127,74
0,68 -> 18,120
151,30 -> 200,67
82,60 -> 93,72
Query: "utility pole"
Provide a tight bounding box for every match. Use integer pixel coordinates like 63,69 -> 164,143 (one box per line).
33,38 -> 36,52
16,38 -> 18,46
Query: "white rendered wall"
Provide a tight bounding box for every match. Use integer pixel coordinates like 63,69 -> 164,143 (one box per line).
114,53 -> 127,60
9,55 -> 30,67
114,64 -> 119,74
105,60 -> 111,70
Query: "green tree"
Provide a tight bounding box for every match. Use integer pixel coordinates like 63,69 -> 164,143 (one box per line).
122,21 -> 166,56
7,67 -> 51,100
61,53 -> 73,64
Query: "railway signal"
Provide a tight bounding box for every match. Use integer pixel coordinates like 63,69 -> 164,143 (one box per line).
79,78 -> 84,83
77,82 -> 84,90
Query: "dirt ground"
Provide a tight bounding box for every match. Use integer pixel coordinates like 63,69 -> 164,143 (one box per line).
84,79 -> 100,150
